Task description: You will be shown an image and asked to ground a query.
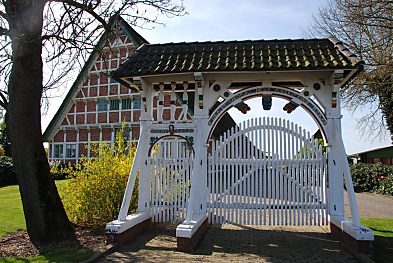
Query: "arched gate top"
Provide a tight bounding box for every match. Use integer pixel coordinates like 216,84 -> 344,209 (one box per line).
207,86 -> 328,143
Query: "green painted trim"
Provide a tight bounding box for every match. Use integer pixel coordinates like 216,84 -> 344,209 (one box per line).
43,16 -> 148,142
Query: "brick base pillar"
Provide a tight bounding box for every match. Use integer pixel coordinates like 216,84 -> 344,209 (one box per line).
177,217 -> 209,252
106,218 -> 152,245
329,221 -> 373,254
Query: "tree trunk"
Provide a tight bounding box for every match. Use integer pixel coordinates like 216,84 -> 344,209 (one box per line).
6,0 -> 74,242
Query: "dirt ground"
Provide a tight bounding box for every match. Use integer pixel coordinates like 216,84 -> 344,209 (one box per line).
0,227 -> 106,258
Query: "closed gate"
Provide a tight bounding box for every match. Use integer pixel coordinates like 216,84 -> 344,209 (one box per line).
208,117 -> 328,226
149,139 -> 193,223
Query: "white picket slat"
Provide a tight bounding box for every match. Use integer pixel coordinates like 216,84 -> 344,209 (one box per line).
206,117 -> 327,226
147,117 -> 327,226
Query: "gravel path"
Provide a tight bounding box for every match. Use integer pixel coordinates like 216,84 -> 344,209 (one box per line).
344,192 -> 393,218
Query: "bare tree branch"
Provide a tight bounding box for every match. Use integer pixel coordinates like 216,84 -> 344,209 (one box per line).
309,0 -> 393,141
0,10 -> 8,21
0,90 -> 8,110
50,0 -> 109,29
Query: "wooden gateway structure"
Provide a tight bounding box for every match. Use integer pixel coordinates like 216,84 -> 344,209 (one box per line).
106,38 -> 374,251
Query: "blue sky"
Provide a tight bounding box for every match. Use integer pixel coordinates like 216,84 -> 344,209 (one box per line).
41,0 -> 391,154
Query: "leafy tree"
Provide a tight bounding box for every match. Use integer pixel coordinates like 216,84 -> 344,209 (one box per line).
310,0 -> 393,140
0,0 -> 184,242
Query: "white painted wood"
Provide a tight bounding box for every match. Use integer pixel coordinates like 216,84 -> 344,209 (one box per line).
206,116 -> 327,226
279,118 -> 284,225
262,117 -> 267,225
234,124 -> 240,224
157,83 -> 164,122
273,117 -> 278,225
148,139 -> 194,223
257,117 -> 262,225
213,139 -> 218,223
240,121 -> 245,225
282,119 -> 287,225
250,118 -> 255,225
170,83 -> 176,122
246,119 -> 251,225
219,130 -> 224,224
295,124 -> 300,225
230,126 -> 235,223
62,129 -> 67,162
181,82 -> 189,121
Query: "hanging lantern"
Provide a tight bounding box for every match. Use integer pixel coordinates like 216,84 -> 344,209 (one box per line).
283,100 -> 299,113
262,96 -> 272,110
235,101 -> 251,114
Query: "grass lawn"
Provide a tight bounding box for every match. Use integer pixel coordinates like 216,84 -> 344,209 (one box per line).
0,180 -> 69,237
0,180 -> 94,263
0,185 -> 25,237
361,218 -> 393,263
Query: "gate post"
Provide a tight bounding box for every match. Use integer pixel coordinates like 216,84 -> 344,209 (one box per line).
326,87 -> 373,252
176,116 -> 209,252
105,80 -> 153,244
137,118 -> 152,212
176,74 -> 210,251
176,115 -> 209,251
326,115 -> 345,222
186,116 -> 209,220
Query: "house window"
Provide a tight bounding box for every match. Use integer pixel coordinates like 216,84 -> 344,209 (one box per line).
97,100 -> 108,111
122,98 -> 132,110
110,100 -> 119,110
132,97 -> 141,109
53,144 -> 63,158
66,144 -> 76,158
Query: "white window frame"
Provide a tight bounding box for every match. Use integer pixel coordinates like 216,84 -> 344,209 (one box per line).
65,144 -> 77,159
53,144 -> 64,159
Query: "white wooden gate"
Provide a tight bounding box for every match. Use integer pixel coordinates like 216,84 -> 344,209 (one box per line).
208,117 -> 328,226
149,139 -> 193,223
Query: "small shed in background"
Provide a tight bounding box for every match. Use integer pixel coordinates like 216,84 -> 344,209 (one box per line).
349,145 -> 393,165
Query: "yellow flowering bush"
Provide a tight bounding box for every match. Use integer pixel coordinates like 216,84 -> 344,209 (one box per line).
60,125 -> 138,227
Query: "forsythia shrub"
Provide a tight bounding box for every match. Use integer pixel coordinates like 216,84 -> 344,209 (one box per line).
60,125 -> 138,227
50,160 -> 70,180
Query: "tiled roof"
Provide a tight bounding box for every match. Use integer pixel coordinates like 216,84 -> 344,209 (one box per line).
113,38 -> 362,79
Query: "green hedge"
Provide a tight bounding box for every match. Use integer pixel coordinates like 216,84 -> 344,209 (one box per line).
350,162 -> 393,195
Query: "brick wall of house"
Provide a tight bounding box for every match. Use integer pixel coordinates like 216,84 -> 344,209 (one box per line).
47,30 -> 186,162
